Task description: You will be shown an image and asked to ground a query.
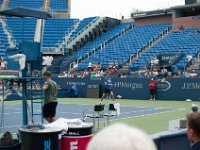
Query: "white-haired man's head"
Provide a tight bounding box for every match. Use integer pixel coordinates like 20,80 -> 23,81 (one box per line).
87,123 -> 156,150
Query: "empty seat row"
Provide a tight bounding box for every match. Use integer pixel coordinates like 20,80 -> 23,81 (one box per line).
42,18 -> 79,48
8,0 -> 43,10
5,18 -> 37,44
50,0 -> 68,12
131,29 -> 200,70
77,23 -> 171,70
62,22 -> 133,66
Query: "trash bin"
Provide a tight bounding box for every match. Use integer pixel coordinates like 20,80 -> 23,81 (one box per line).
61,123 -> 93,150
0,132 -> 21,150
19,125 -> 63,150
0,143 -> 21,150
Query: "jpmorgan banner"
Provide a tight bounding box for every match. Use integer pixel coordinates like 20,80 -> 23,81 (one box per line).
53,78 -> 200,101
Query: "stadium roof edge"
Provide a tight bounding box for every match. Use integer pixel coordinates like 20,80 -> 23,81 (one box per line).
131,9 -> 172,19
171,3 -> 200,10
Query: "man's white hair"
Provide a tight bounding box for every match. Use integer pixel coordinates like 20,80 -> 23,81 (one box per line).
87,123 -> 156,150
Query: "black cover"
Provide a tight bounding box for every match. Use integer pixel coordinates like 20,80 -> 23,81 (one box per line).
0,7 -> 52,19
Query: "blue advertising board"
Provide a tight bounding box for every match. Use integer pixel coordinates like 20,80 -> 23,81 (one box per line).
53,78 -> 200,101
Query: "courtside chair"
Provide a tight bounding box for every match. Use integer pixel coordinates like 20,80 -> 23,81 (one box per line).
83,105 -> 105,131
103,104 -> 118,125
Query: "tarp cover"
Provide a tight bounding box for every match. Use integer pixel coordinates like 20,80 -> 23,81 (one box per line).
0,7 -> 52,19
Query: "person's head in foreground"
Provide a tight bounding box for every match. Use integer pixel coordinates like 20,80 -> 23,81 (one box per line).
43,71 -> 52,81
187,113 -> 200,149
87,123 -> 156,150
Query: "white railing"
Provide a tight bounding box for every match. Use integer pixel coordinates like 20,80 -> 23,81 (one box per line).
74,25 -> 133,64
128,26 -> 172,65
66,17 -> 105,49
67,17 -> 100,44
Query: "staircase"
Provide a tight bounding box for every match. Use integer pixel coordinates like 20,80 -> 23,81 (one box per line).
122,27 -> 172,69
0,17 -> 16,48
34,19 -> 43,42
66,17 -> 106,50
188,55 -> 200,70
57,20 -> 81,51
44,0 -> 50,11
1,0 -> 9,10
72,25 -> 134,68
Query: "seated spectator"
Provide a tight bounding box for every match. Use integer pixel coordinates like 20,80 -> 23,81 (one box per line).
87,123 -> 156,150
70,85 -> 79,97
112,64 -> 118,74
151,57 -> 159,70
0,58 -> 7,70
180,25 -> 184,31
152,70 -> 159,77
144,70 -> 152,77
100,70 -> 104,77
88,62 -> 93,71
182,70 -> 190,78
160,67 -> 168,77
109,61 -> 114,69
187,54 -> 193,62
96,62 -> 101,71
175,25 -> 184,32
72,62 -> 78,71
186,113 -> 200,150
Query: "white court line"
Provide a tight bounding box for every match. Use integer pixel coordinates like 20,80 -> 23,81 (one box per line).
112,108 -> 186,121
59,111 -> 82,115
59,102 -> 146,108
3,124 -> 21,128
2,109 -> 185,129
3,112 -> 21,115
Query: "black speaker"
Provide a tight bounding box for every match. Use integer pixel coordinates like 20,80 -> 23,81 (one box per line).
185,0 -> 197,5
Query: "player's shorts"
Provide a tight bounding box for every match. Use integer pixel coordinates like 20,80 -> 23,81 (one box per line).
150,89 -> 155,95
104,88 -> 112,94
43,102 -> 58,118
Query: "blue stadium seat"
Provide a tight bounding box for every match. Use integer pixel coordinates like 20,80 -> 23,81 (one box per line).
77,23 -> 171,70
0,22 -> 8,56
5,18 -> 37,44
8,0 -> 43,10
69,17 -> 98,41
42,18 -> 79,49
132,28 -> 200,70
62,22 -> 133,68
50,0 -> 67,12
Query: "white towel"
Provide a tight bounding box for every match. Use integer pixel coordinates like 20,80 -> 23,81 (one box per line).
44,118 -> 83,135
114,103 -> 120,116
8,54 -> 26,70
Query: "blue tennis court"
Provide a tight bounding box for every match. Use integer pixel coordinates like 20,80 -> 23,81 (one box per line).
0,102 -> 178,133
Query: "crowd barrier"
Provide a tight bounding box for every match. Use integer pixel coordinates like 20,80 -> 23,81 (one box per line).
54,77 -> 200,101
152,129 -> 190,150
5,77 -> 200,101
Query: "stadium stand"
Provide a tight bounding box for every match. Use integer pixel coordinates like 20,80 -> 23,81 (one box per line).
0,45 -> 6,57
69,17 -> 98,41
42,18 -> 79,49
5,18 -> 37,44
77,23 -> 171,70
8,0 -> 43,10
132,28 -> 200,70
0,22 -> 9,48
62,22 -> 132,69
50,0 -> 67,12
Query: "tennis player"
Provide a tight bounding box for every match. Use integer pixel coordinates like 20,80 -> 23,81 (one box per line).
100,74 -> 115,104
42,71 -> 58,123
